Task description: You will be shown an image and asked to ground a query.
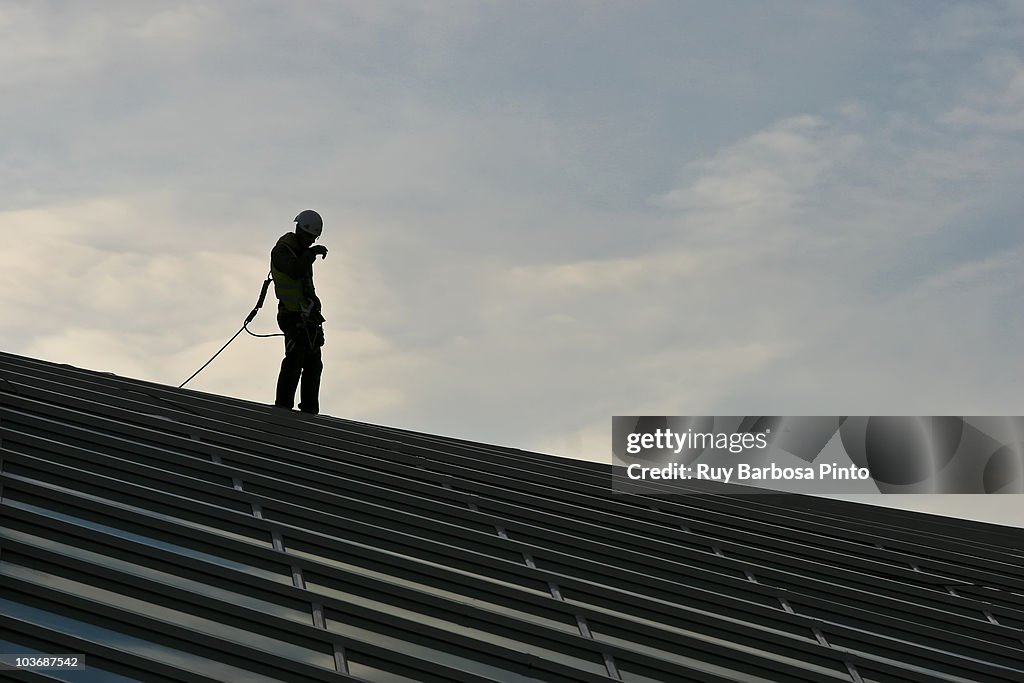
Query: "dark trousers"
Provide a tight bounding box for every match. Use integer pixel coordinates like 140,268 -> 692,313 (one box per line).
275,312 -> 323,414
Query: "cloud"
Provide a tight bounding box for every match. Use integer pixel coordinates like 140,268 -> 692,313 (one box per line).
653,114 -> 867,251
0,2 -> 218,88
2,3 -> 1024,534
940,53 -> 1024,131
910,1 -> 1024,54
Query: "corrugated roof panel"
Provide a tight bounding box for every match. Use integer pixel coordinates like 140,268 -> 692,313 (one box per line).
2,350 -> 1024,682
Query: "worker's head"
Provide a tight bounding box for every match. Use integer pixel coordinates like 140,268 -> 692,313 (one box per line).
294,209 -> 323,247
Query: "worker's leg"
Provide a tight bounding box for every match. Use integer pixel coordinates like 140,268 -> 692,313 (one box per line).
275,313 -> 305,409
298,325 -> 323,415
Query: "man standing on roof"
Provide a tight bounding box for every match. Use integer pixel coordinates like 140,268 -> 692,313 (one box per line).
271,209 -> 328,415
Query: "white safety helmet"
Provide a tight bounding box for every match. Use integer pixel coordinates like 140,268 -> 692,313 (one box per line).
294,209 -> 323,237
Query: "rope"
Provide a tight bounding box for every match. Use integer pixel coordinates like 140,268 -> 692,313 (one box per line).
178,325 -> 246,388
244,322 -> 284,339
178,273 -> 285,388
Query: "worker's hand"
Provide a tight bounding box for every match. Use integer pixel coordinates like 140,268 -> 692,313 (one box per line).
309,245 -> 328,260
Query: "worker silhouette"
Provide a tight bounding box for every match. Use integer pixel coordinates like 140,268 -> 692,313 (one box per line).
271,209 -> 328,414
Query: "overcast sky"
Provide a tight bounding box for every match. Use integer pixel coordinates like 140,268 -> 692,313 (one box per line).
2,1 -> 1022,528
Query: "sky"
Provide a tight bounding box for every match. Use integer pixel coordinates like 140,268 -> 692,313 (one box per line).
1,1 -> 1022,528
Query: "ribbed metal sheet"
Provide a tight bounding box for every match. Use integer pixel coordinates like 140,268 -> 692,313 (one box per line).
1,350 -> 1023,682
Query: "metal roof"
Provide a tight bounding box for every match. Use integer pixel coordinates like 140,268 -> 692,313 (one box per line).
1,350 -> 1022,682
